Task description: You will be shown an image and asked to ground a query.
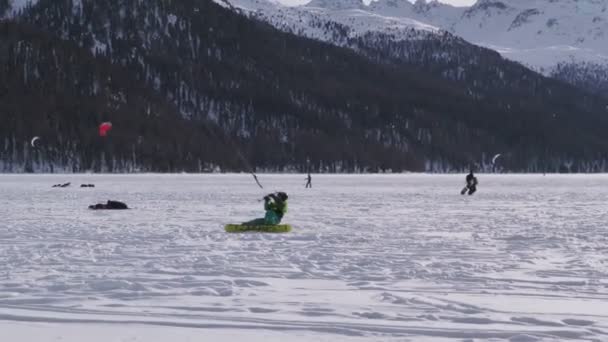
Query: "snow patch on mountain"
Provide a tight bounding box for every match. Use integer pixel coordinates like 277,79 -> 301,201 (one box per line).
489,44 -> 608,75
220,0 -> 440,46
307,0 -> 364,10
6,0 -> 39,16
403,0 -> 608,72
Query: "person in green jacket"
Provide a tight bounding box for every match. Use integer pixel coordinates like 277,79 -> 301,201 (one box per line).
245,192 -> 288,225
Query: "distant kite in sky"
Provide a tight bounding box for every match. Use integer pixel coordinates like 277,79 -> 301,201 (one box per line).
31,136 -> 41,148
492,154 -> 502,165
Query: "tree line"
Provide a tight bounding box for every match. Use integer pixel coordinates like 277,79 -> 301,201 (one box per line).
1,0 -> 608,173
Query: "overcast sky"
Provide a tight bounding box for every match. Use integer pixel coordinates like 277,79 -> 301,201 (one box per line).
278,0 -> 477,6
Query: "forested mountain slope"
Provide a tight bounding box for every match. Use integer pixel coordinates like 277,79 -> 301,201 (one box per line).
1,0 -> 608,173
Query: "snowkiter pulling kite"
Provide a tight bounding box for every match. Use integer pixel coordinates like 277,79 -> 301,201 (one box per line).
245,192 -> 288,226
461,170 -> 478,195
305,173 -> 312,188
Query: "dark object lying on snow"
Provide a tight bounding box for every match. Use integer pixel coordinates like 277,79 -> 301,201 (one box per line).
88,200 -> 128,210
52,182 -> 71,188
80,184 -> 95,188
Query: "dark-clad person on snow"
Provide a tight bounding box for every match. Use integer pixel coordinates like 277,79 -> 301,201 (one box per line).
461,170 -> 478,195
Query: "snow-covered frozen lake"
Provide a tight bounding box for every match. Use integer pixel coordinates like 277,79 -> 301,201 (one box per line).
1,174 -> 607,341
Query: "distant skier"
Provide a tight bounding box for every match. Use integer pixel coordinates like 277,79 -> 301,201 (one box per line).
305,173 -> 312,188
89,200 -> 129,210
461,170 -> 478,195
245,192 -> 288,225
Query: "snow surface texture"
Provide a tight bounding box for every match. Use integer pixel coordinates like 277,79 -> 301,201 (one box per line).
1,174 -> 608,341
223,0 -> 608,74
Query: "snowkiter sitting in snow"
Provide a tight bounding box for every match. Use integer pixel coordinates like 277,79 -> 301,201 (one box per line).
245,192 -> 288,225
89,200 -> 129,210
461,170 -> 478,195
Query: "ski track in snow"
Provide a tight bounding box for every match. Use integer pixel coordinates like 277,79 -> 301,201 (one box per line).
1,174 -> 608,341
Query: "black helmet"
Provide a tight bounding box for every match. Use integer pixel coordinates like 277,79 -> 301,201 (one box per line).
277,192 -> 288,201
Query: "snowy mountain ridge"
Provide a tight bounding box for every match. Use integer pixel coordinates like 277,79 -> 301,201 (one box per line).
349,0 -> 608,71
441,0 -> 608,72
216,0 -> 441,48
374,0 -> 608,72
222,0 -> 608,87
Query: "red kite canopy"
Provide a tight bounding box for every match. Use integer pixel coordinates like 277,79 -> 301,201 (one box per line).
99,122 -> 113,137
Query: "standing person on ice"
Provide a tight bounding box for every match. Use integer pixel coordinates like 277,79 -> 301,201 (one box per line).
245,192 -> 288,225
461,170 -> 478,195
305,173 -> 312,188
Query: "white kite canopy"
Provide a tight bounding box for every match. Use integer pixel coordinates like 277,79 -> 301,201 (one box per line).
492,154 -> 502,164
30,136 -> 41,148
